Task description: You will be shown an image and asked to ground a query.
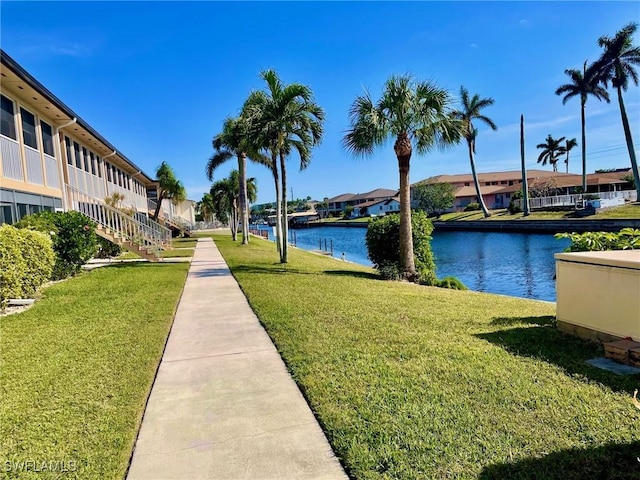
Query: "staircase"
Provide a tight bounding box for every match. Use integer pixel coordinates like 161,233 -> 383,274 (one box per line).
66,184 -> 172,262
148,199 -> 193,237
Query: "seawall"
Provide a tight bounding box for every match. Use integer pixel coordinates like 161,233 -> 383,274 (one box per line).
309,219 -> 640,233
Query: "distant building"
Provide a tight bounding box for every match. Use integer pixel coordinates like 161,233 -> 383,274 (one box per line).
412,169 -> 633,212
323,188 -> 398,216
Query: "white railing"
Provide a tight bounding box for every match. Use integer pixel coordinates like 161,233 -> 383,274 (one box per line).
147,199 -> 194,232
25,146 -> 44,185
66,183 -> 171,255
1,136 -> 24,181
514,190 -> 637,210
44,154 -> 60,189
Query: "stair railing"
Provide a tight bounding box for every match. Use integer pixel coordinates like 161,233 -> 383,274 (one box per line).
66,184 -> 171,255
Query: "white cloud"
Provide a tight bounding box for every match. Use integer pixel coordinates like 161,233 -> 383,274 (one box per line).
470,43 -> 479,48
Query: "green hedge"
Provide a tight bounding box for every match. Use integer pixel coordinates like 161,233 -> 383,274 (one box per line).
555,228 -> 640,252
15,211 -> 98,279
0,225 -> 55,309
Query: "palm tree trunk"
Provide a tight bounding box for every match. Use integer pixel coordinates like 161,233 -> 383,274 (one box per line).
271,155 -> 283,258
152,195 -> 163,221
230,201 -> 238,242
520,115 -> 530,217
238,153 -> 249,245
468,141 -> 491,218
279,150 -> 288,263
580,101 -> 587,192
617,86 -> 640,198
394,132 -> 416,280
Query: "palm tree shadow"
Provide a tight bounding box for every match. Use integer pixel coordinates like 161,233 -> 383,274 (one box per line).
324,270 -> 381,280
231,264 -> 316,276
476,319 -> 640,393
491,315 -> 556,327
478,441 -> 640,480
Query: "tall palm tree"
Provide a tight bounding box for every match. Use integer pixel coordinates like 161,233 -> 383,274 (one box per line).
206,112 -> 263,245
555,61 -> 609,191
536,134 -> 566,172
344,75 -> 461,281
594,22 -> 640,198
245,69 -> 324,263
152,161 -> 186,221
563,138 -> 578,174
453,86 -> 497,218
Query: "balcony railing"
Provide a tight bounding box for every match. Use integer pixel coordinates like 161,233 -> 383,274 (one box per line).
513,190 -> 637,210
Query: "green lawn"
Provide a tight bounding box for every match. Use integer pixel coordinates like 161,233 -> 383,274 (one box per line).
0,262 -> 189,479
438,202 -> 640,221
171,237 -> 198,248
116,247 -> 194,260
212,233 -> 640,480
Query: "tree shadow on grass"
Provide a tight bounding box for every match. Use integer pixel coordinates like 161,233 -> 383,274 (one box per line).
230,264 -> 317,276
491,315 -> 556,327
324,269 -> 381,280
479,441 -> 640,480
476,320 -> 640,393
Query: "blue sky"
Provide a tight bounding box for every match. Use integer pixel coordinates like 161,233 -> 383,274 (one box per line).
2,1 -> 639,205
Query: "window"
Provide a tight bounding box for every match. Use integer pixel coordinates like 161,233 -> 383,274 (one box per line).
464,182 -> 470,186
508,180 -> 514,186
501,181 -> 507,185
1,95 -> 17,139
485,182 -> 490,186
20,108 -> 38,149
73,142 -> 82,169
41,121 -> 54,156
96,157 -> 102,177
65,137 -> 73,165
82,148 -> 89,172
89,151 -> 96,175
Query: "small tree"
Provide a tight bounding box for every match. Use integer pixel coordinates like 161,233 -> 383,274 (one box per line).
365,211 -> 436,285
412,182 -> 455,217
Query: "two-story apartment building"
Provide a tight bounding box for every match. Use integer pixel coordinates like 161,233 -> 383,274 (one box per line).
0,50 -> 154,225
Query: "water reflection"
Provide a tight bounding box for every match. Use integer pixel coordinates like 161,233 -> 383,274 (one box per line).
252,225 -> 570,302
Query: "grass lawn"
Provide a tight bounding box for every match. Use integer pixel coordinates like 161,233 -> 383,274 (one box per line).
438,202 -> 640,221
0,262 -> 189,479
211,233 -> 640,480
171,237 -> 198,248
116,247 -> 194,260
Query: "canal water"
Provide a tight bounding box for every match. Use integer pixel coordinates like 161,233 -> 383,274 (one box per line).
253,225 -> 570,302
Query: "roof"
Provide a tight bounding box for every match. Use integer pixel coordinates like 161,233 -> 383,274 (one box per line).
454,185 -> 509,198
414,169 -> 573,187
1,49 -> 154,184
327,193 -> 355,203
351,188 -> 399,201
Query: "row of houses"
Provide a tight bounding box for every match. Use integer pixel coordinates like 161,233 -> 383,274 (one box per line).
314,168 -> 634,218
0,50 -> 195,255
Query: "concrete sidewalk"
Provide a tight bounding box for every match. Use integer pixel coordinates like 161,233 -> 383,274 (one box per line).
127,237 -> 347,480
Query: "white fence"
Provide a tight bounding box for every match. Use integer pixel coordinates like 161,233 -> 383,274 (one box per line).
514,190 -> 637,210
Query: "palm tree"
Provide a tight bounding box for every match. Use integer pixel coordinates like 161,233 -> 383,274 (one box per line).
536,134 -> 566,172
210,170 -> 257,241
343,75 -> 461,281
245,69 -> 324,263
563,138 -> 578,174
197,192 -> 215,223
555,61 -> 609,191
594,22 -> 640,198
152,161 -> 186,221
453,86 -> 497,218
206,111 -> 264,245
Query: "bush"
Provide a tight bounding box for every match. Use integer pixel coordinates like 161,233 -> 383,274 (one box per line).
555,228 -> 640,252
508,190 -> 523,214
16,211 -> 98,279
366,211 -> 436,284
0,225 -> 55,308
464,202 -> 481,212
436,276 -> 468,290
95,236 -> 122,259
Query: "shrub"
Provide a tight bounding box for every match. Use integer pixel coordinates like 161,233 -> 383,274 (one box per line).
464,202 -> 481,212
95,236 -> 123,259
436,276 -> 468,290
508,190 -> 523,214
366,211 -> 436,284
555,228 -> 640,252
16,211 -> 98,279
0,225 -> 55,308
